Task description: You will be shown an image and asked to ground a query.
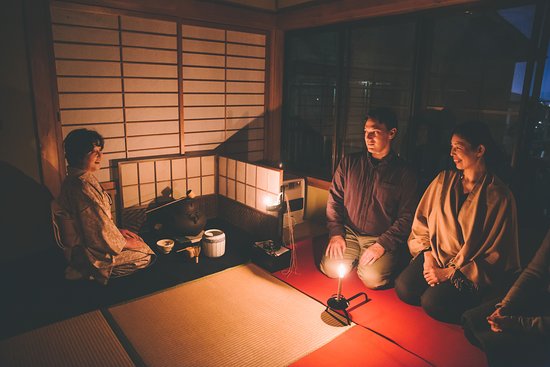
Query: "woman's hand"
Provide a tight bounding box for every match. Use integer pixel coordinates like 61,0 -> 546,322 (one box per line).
120,229 -> 142,241
120,229 -> 144,250
423,250 -> 437,270
423,252 -> 453,286
423,267 -> 454,286
124,237 -> 143,250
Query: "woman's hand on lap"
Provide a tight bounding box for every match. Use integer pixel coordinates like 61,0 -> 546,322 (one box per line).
124,237 -> 143,250
120,228 -> 142,241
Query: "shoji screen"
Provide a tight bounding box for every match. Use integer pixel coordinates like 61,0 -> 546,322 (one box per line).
182,25 -> 266,161
52,8 -> 125,183
51,7 -> 180,183
51,4 -> 268,184
120,16 -> 180,159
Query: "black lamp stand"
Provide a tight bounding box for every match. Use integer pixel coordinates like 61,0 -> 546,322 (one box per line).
325,292 -> 369,326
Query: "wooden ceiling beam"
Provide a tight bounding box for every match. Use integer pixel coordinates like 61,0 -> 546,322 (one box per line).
276,0 -> 482,30
58,0 -> 277,30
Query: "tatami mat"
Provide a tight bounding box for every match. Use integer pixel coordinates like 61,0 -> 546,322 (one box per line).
108,263 -> 351,367
0,310 -> 134,367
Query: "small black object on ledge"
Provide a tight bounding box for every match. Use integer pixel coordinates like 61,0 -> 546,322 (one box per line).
250,240 -> 291,272
325,292 -> 370,326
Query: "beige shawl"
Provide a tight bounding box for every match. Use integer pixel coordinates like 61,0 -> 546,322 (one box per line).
408,170 -> 520,288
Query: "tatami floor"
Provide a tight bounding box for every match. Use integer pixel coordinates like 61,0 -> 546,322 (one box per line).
0,219 -> 488,367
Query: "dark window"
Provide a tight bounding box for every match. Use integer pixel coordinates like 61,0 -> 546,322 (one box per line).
282,0 -> 547,188
427,5 -> 536,160
344,21 -> 416,157
282,31 -> 339,179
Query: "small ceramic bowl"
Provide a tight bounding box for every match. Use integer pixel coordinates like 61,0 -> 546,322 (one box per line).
156,239 -> 175,254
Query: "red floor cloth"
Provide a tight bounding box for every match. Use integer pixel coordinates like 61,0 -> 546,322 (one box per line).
274,237 -> 487,367
290,325 -> 431,367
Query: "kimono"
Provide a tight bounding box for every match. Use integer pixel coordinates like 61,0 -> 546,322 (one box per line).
56,167 -> 154,284
408,170 -> 520,289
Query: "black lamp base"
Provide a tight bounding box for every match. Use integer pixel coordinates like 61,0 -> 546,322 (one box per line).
325,292 -> 369,326
327,295 -> 350,310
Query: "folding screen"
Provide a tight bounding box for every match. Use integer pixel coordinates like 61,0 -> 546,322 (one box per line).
218,156 -> 282,216
117,155 -> 216,230
118,155 -> 216,208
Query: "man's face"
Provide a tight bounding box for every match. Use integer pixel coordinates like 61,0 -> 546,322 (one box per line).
364,118 -> 396,159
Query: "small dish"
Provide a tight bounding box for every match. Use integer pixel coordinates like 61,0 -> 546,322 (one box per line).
156,239 -> 175,254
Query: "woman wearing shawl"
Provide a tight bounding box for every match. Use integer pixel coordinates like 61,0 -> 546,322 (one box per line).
55,129 -> 155,285
395,121 -> 520,323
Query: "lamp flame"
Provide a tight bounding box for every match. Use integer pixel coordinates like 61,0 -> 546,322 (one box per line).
338,263 -> 346,278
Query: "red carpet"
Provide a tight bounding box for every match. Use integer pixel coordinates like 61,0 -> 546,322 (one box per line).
275,237 -> 487,367
290,325 -> 430,367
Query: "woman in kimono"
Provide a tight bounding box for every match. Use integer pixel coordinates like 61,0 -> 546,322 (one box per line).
55,129 -> 154,285
395,121 -> 520,323
462,229 -> 550,367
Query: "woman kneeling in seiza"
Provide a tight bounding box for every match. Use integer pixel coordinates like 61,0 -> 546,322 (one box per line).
395,121 -> 520,323
54,129 -> 155,285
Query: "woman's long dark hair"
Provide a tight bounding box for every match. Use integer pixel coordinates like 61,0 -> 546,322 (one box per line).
451,120 -> 509,180
63,129 -> 104,168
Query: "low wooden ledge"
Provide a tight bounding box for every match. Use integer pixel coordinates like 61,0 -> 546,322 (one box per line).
307,176 -> 331,191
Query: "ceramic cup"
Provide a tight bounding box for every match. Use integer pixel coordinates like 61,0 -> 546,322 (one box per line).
156,239 -> 175,254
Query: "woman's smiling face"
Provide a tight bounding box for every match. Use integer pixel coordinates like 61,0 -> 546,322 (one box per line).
450,134 -> 484,171
83,145 -> 103,172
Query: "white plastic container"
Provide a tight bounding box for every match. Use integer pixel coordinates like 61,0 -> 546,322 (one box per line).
202,229 -> 226,258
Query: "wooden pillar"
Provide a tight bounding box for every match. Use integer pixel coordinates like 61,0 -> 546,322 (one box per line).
24,0 -> 64,197
265,28 -> 284,164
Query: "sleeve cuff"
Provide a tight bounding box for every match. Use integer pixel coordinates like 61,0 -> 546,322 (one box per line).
328,229 -> 345,238
376,237 -> 395,252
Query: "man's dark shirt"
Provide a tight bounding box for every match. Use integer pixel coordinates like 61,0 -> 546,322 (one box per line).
326,151 -> 419,252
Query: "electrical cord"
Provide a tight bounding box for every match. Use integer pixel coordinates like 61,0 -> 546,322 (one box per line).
281,192 -> 299,276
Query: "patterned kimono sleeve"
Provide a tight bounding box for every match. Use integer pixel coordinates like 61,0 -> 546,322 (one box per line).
77,182 -> 126,257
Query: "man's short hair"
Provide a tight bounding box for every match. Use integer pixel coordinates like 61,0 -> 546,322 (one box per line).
366,107 -> 398,131
63,128 -> 104,167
